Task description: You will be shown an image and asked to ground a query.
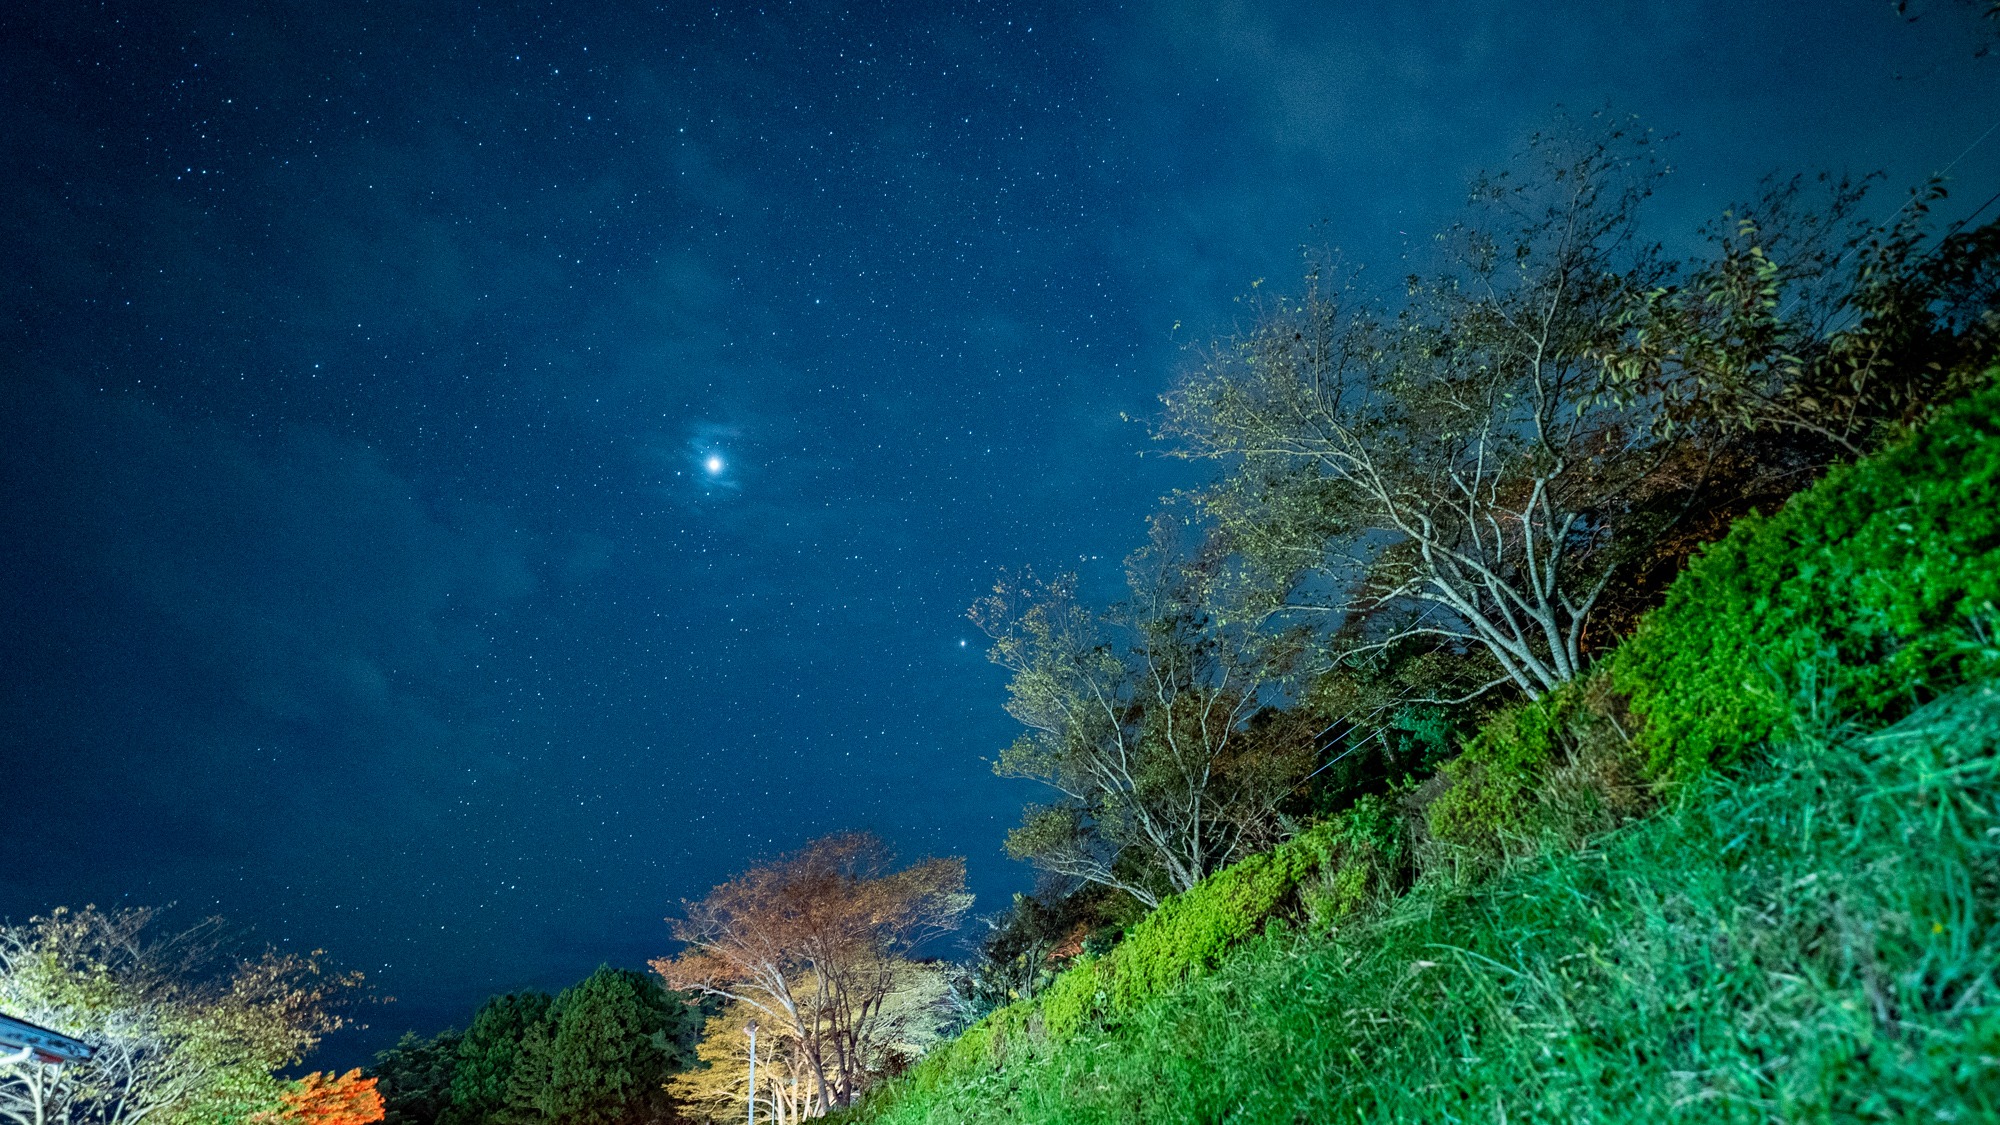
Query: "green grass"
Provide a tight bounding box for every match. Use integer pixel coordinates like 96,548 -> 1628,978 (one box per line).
846,684 -> 2000,1123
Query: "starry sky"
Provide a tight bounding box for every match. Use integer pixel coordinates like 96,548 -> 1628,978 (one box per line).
3,0 -> 1995,1066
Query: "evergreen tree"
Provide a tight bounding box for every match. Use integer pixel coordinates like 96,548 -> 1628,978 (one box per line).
498,1019 -> 554,1125
370,1030 -> 461,1125
440,992 -> 551,1125
508,967 -> 700,1125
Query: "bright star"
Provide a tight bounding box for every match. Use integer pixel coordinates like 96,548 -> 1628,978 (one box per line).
704,455 -> 725,474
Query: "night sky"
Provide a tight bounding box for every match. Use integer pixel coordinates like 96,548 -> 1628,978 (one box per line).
4,0 -> 1995,1066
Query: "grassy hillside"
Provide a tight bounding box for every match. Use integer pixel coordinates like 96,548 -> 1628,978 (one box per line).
835,378 -> 2000,1123
848,685 -> 2000,1123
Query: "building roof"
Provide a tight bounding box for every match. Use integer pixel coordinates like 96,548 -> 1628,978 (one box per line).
0,1012 -> 93,1065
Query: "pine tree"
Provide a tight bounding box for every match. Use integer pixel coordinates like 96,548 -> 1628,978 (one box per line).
371,1030 -> 461,1125
509,967 -> 699,1125
440,992 -> 552,1125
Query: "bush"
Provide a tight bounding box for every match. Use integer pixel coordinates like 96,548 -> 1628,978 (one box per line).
834,803 -> 1399,1121
1423,669 -> 1647,865
1614,375 -> 2000,777
1424,686 -> 1580,850
1105,799 -> 1399,1018
1033,954 -> 1106,1041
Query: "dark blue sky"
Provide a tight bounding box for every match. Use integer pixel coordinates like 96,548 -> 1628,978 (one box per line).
3,0 -> 1995,1065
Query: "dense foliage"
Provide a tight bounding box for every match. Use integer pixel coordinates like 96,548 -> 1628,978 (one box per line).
1614,380 -> 2000,775
509,969 -> 699,1125
855,798 -> 1401,1104
372,1030 -> 461,1125
442,991 -> 551,1125
257,1070 -> 386,1125
1424,381 -> 2000,850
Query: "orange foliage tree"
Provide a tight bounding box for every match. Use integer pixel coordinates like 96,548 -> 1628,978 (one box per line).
653,833 -> 970,1113
263,1069 -> 384,1125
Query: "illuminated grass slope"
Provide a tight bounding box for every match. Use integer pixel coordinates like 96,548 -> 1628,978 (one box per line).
835,378 -> 2000,1123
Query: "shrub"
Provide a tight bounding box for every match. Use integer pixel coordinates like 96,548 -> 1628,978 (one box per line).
1424,686 -> 1579,851
1423,669 -> 1645,863
1104,800 -> 1399,1018
833,803 -> 1399,1121
1033,954 -> 1106,1041
1613,375 -> 2000,776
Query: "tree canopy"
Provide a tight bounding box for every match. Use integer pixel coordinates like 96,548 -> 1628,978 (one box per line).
507,967 -> 699,1125
655,833 -> 969,1114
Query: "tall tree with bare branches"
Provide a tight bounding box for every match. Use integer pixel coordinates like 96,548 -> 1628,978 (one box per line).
1165,116 -> 2000,707
971,517 -> 1317,907
1162,123 -> 1677,702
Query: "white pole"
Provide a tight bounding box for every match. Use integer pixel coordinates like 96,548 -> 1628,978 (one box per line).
746,1020 -> 758,1125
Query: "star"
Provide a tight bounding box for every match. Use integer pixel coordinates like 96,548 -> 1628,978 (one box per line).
704,455 -> 725,475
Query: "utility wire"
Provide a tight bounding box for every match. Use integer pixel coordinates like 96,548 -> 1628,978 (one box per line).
1772,116 -> 1999,323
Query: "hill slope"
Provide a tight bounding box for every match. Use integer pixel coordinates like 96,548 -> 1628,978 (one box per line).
837,379 -> 2000,1123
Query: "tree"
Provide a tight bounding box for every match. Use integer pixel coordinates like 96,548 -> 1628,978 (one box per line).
439,993 -> 549,1125
1607,173 -> 1999,461
369,1030 -> 460,1125
669,969 -> 949,1125
256,1071 -> 383,1125
971,518 -> 1318,907
653,834 -> 969,1113
1163,122 -> 1690,702
1166,117 -> 2000,710
953,886 -> 1123,1018
0,906 -> 361,1125
504,967 -> 698,1125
